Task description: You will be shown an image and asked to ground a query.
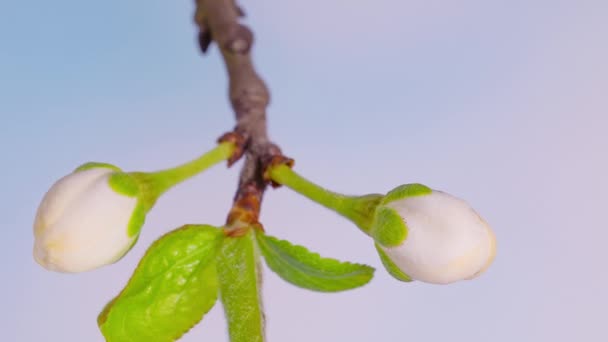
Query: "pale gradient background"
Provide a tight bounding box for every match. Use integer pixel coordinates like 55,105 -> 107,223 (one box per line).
1,0 -> 607,341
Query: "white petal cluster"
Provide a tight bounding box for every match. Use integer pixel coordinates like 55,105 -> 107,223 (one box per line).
379,190 -> 496,284
33,168 -> 138,273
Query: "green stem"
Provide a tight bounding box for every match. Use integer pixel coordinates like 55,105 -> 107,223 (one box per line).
268,164 -> 382,234
132,142 -> 235,209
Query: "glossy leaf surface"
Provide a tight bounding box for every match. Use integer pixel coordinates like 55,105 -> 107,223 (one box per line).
98,225 -> 222,342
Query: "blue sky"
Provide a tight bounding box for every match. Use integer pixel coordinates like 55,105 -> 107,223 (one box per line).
2,0 -> 607,341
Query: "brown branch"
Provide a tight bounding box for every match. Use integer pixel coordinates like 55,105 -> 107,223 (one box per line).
194,0 -> 284,235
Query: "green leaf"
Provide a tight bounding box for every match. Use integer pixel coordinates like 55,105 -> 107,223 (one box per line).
98,225 -> 222,342
375,243 -> 413,282
256,233 -> 375,292
217,231 -> 265,342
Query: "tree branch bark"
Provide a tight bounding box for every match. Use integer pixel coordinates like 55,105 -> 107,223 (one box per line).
194,0 -> 282,234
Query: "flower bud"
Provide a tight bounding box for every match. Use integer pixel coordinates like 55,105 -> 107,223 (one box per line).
34,165 -> 144,273
372,184 -> 496,284
33,142 -> 236,273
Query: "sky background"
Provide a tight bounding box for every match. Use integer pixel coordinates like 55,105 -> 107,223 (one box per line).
1,0 -> 607,341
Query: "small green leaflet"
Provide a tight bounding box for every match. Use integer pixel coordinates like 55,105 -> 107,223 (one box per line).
256,233 -> 375,292
98,225 -> 222,342
371,206 -> 408,247
375,243 -> 413,282
217,231 -> 265,342
381,183 -> 432,204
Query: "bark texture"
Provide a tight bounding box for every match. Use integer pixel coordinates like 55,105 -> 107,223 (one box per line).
194,0 -> 284,233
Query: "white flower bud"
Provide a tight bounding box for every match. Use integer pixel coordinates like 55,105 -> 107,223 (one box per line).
377,190 -> 496,284
33,167 -> 139,273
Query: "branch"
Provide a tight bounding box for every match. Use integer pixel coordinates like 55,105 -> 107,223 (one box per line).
194,0 -> 283,235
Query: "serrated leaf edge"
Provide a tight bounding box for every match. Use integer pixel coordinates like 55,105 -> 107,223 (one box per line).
256,233 -> 375,292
